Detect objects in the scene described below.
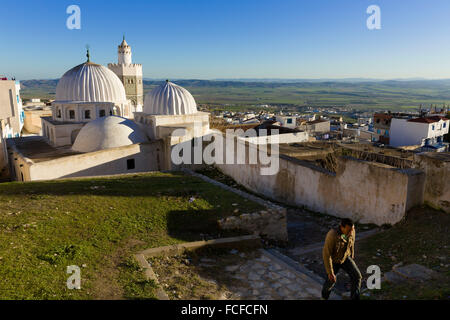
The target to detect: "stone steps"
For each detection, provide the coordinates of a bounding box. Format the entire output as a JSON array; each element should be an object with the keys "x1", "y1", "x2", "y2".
[{"x1": 261, "y1": 248, "x2": 342, "y2": 300}]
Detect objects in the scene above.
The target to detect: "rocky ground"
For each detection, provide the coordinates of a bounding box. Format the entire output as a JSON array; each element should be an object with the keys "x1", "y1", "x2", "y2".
[{"x1": 149, "y1": 246, "x2": 338, "y2": 300}]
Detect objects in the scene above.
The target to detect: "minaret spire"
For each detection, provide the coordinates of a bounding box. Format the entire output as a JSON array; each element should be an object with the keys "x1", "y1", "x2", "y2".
[{"x1": 86, "y1": 45, "x2": 90, "y2": 62}]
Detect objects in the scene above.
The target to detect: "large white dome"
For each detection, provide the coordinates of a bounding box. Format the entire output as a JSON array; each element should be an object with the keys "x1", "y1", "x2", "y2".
[
  {"x1": 143, "y1": 81, "x2": 197, "y2": 115},
  {"x1": 55, "y1": 62, "x2": 127, "y2": 103},
  {"x1": 72, "y1": 116, "x2": 148, "y2": 153}
]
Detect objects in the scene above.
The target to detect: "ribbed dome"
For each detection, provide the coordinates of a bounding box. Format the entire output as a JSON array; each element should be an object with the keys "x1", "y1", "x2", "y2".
[
  {"x1": 72, "y1": 116, "x2": 148, "y2": 153},
  {"x1": 143, "y1": 81, "x2": 197, "y2": 115},
  {"x1": 55, "y1": 62, "x2": 127, "y2": 103}
]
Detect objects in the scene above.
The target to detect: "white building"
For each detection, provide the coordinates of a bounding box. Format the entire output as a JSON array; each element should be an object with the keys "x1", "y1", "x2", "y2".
[
  {"x1": 9, "y1": 65, "x2": 210, "y2": 181},
  {"x1": 358, "y1": 117, "x2": 372, "y2": 125},
  {"x1": 41, "y1": 51, "x2": 134, "y2": 147},
  {"x1": 389, "y1": 116, "x2": 449, "y2": 149},
  {"x1": 275, "y1": 115, "x2": 296, "y2": 129},
  {"x1": 9, "y1": 79, "x2": 210, "y2": 181},
  {"x1": 0, "y1": 78, "x2": 24, "y2": 179}
]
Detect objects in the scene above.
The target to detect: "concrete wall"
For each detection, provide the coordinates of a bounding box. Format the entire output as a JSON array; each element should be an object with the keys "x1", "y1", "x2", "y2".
[
  {"x1": 413, "y1": 153, "x2": 450, "y2": 213},
  {"x1": 8, "y1": 141, "x2": 166, "y2": 181},
  {"x1": 390, "y1": 118, "x2": 428, "y2": 147},
  {"x1": 7, "y1": 145, "x2": 33, "y2": 181},
  {"x1": 134, "y1": 112, "x2": 210, "y2": 141},
  {"x1": 0, "y1": 81, "x2": 15, "y2": 120},
  {"x1": 0, "y1": 120, "x2": 9, "y2": 178},
  {"x1": 215, "y1": 138, "x2": 425, "y2": 225},
  {"x1": 239, "y1": 131, "x2": 309, "y2": 145},
  {"x1": 302, "y1": 120, "x2": 330, "y2": 133},
  {"x1": 24, "y1": 109, "x2": 52, "y2": 134}
]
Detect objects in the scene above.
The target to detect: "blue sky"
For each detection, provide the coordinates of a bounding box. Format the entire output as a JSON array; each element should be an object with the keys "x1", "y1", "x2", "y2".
[{"x1": 2, "y1": 0, "x2": 450, "y2": 80}]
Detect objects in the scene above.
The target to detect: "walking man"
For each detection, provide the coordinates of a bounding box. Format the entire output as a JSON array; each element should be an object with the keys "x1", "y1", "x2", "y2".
[{"x1": 322, "y1": 218, "x2": 362, "y2": 300}]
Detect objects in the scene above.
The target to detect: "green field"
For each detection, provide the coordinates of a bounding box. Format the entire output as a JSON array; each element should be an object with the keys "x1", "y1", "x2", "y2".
[
  {"x1": 0, "y1": 172, "x2": 262, "y2": 299},
  {"x1": 20, "y1": 79, "x2": 450, "y2": 111}
]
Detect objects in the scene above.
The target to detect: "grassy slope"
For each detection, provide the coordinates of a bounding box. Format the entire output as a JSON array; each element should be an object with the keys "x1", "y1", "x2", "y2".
[
  {"x1": 0, "y1": 172, "x2": 262, "y2": 300},
  {"x1": 357, "y1": 206, "x2": 450, "y2": 300}
]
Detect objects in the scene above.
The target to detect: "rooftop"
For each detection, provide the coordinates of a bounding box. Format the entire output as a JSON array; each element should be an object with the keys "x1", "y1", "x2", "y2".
[
  {"x1": 7, "y1": 136, "x2": 81, "y2": 163},
  {"x1": 278, "y1": 141, "x2": 415, "y2": 172},
  {"x1": 307, "y1": 119, "x2": 329, "y2": 125},
  {"x1": 407, "y1": 116, "x2": 449, "y2": 124}
]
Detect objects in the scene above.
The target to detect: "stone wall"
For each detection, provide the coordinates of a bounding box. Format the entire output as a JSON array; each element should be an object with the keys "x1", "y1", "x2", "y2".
[
  {"x1": 214, "y1": 138, "x2": 426, "y2": 226},
  {"x1": 413, "y1": 152, "x2": 450, "y2": 213}
]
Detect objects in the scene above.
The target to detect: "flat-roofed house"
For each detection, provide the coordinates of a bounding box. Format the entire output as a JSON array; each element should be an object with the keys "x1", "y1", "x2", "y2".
[
  {"x1": 389, "y1": 116, "x2": 449, "y2": 151},
  {"x1": 0, "y1": 78, "x2": 24, "y2": 178}
]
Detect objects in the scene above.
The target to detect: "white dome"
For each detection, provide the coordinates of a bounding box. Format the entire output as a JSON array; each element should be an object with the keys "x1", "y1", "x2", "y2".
[
  {"x1": 143, "y1": 81, "x2": 197, "y2": 115},
  {"x1": 72, "y1": 116, "x2": 148, "y2": 153},
  {"x1": 55, "y1": 62, "x2": 127, "y2": 103}
]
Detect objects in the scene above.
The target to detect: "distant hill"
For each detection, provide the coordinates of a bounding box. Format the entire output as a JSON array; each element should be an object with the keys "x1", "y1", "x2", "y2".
[
  {"x1": 19, "y1": 79, "x2": 450, "y2": 111},
  {"x1": 20, "y1": 79, "x2": 58, "y2": 100}
]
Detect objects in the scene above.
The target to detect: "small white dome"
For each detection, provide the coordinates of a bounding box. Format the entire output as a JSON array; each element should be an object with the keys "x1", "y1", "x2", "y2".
[
  {"x1": 72, "y1": 116, "x2": 148, "y2": 153},
  {"x1": 56, "y1": 62, "x2": 127, "y2": 103},
  {"x1": 143, "y1": 81, "x2": 197, "y2": 115}
]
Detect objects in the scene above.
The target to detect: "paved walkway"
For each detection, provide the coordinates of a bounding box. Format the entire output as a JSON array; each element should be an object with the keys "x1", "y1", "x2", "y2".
[{"x1": 226, "y1": 248, "x2": 340, "y2": 300}]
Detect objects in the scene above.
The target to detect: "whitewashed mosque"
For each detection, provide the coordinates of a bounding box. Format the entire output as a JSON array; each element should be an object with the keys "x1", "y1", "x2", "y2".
[{"x1": 7, "y1": 38, "x2": 211, "y2": 181}]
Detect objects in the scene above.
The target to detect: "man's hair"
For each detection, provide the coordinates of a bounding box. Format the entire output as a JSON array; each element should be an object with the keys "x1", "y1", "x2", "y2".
[{"x1": 340, "y1": 218, "x2": 354, "y2": 227}]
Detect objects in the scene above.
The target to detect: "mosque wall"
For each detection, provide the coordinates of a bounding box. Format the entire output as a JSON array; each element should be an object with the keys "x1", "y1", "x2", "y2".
[
  {"x1": 11, "y1": 141, "x2": 166, "y2": 181},
  {"x1": 7, "y1": 144, "x2": 33, "y2": 181},
  {"x1": 41, "y1": 118, "x2": 84, "y2": 147}
]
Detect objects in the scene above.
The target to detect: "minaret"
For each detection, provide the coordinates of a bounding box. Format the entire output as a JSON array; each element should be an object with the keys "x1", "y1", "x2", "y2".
[
  {"x1": 108, "y1": 36, "x2": 144, "y2": 113},
  {"x1": 118, "y1": 36, "x2": 132, "y2": 65}
]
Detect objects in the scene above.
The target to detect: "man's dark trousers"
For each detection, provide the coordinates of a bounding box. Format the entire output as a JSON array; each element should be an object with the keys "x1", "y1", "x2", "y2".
[{"x1": 322, "y1": 257, "x2": 362, "y2": 300}]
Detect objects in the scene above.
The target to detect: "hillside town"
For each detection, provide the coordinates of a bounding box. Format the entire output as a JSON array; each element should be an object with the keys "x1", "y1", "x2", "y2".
[
  {"x1": 0, "y1": 36, "x2": 449, "y2": 303},
  {"x1": 208, "y1": 106, "x2": 449, "y2": 152}
]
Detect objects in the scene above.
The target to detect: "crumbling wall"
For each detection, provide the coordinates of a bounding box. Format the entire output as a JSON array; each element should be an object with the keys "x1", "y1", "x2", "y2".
[
  {"x1": 215, "y1": 140, "x2": 424, "y2": 226},
  {"x1": 413, "y1": 153, "x2": 450, "y2": 213}
]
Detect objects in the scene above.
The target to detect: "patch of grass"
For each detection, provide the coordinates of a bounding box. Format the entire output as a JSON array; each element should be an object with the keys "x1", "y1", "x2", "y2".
[
  {"x1": 0, "y1": 171, "x2": 263, "y2": 299},
  {"x1": 119, "y1": 256, "x2": 158, "y2": 300},
  {"x1": 357, "y1": 205, "x2": 450, "y2": 300}
]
